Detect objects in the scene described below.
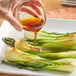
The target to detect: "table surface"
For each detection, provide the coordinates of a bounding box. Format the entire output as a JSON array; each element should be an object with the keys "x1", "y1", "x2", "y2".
[{"x1": 42, "y1": 0, "x2": 62, "y2": 11}]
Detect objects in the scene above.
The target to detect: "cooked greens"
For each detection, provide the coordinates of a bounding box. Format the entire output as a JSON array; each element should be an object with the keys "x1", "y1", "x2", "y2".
[
  {"x1": 3, "y1": 38, "x2": 76, "y2": 60},
  {"x1": 3, "y1": 38, "x2": 40, "y2": 52},
  {"x1": 2, "y1": 57, "x2": 76, "y2": 72},
  {"x1": 36, "y1": 51, "x2": 76, "y2": 59},
  {"x1": 5, "y1": 48, "x2": 46, "y2": 62},
  {"x1": 3, "y1": 34, "x2": 76, "y2": 53},
  {"x1": 2, "y1": 31, "x2": 76, "y2": 73},
  {"x1": 24, "y1": 31, "x2": 76, "y2": 52},
  {"x1": 24, "y1": 31, "x2": 76, "y2": 40},
  {"x1": 2, "y1": 60, "x2": 38, "y2": 71},
  {"x1": 2, "y1": 37, "x2": 15, "y2": 47}
]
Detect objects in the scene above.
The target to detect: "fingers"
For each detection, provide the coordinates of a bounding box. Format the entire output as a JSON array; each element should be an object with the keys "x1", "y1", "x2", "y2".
[
  {"x1": 12, "y1": 0, "x2": 43, "y2": 17},
  {"x1": 20, "y1": 6, "x2": 39, "y2": 17},
  {"x1": 4, "y1": 13, "x2": 23, "y2": 31},
  {"x1": 31, "y1": 0, "x2": 43, "y2": 7},
  {"x1": 0, "y1": 5, "x2": 23, "y2": 31},
  {"x1": 30, "y1": 3, "x2": 42, "y2": 15}
]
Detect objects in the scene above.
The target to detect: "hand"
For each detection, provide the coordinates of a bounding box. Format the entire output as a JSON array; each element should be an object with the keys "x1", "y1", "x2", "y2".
[{"x1": 0, "y1": 0, "x2": 43, "y2": 31}]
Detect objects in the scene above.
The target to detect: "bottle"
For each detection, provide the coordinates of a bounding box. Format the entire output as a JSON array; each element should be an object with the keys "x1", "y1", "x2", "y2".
[
  {"x1": 14, "y1": 1, "x2": 46, "y2": 32},
  {"x1": 14, "y1": 1, "x2": 46, "y2": 46}
]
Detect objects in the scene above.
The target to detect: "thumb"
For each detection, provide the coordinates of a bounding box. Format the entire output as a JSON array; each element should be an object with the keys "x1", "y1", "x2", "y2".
[{"x1": 4, "y1": 13, "x2": 23, "y2": 31}]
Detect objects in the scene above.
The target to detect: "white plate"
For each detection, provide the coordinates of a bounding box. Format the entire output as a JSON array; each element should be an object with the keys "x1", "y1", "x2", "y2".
[{"x1": 0, "y1": 19, "x2": 76, "y2": 76}]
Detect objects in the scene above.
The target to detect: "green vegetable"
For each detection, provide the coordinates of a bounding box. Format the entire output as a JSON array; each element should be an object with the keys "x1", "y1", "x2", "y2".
[
  {"x1": 14, "y1": 40, "x2": 40, "y2": 52},
  {"x1": 24, "y1": 31, "x2": 76, "y2": 40},
  {"x1": 2, "y1": 31, "x2": 76, "y2": 73},
  {"x1": 37, "y1": 51, "x2": 76, "y2": 59},
  {"x1": 3, "y1": 46, "x2": 76, "y2": 72},
  {"x1": 2, "y1": 38, "x2": 40, "y2": 52},
  {"x1": 2, "y1": 38, "x2": 15, "y2": 47},
  {"x1": 2, "y1": 37, "x2": 53, "y2": 53},
  {"x1": 24, "y1": 51, "x2": 76, "y2": 59},
  {"x1": 2, "y1": 60, "x2": 52, "y2": 68},
  {"x1": 3, "y1": 35, "x2": 76, "y2": 52},
  {"x1": 24, "y1": 31, "x2": 76, "y2": 52},
  {"x1": 5, "y1": 48, "x2": 46, "y2": 62},
  {"x1": 2, "y1": 60, "x2": 38, "y2": 71},
  {"x1": 3, "y1": 38, "x2": 76, "y2": 60},
  {"x1": 3, "y1": 31, "x2": 76, "y2": 52},
  {"x1": 2, "y1": 58, "x2": 76, "y2": 72},
  {"x1": 43, "y1": 58, "x2": 76, "y2": 72}
]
